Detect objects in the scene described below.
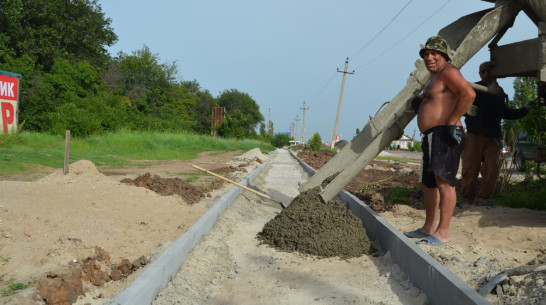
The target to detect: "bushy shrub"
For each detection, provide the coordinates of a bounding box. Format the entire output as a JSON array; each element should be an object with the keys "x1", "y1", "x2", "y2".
[
  {"x1": 272, "y1": 133, "x2": 290, "y2": 148},
  {"x1": 309, "y1": 133, "x2": 322, "y2": 151}
]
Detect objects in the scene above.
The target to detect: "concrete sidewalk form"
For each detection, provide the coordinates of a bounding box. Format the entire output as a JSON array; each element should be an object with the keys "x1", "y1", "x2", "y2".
[
  {"x1": 110, "y1": 150, "x2": 278, "y2": 305},
  {"x1": 289, "y1": 150, "x2": 491, "y2": 305}
]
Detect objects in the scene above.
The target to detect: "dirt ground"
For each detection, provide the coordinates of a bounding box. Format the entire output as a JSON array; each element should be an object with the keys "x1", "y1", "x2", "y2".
[
  {"x1": 297, "y1": 147, "x2": 546, "y2": 305},
  {"x1": 0, "y1": 147, "x2": 545, "y2": 305},
  {"x1": 0, "y1": 150, "x2": 265, "y2": 305}
]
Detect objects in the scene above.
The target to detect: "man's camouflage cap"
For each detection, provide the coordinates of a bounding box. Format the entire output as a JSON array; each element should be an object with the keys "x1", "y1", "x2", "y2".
[{"x1": 419, "y1": 36, "x2": 450, "y2": 61}]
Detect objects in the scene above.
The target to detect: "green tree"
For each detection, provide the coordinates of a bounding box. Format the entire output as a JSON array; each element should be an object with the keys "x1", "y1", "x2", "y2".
[
  {"x1": 217, "y1": 109, "x2": 248, "y2": 139},
  {"x1": 115, "y1": 46, "x2": 177, "y2": 116},
  {"x1": 309, "y1": 133, "x2": 322, "y2": 151},
  {"x1": 19, "y1": 58, "x2": 103, "y2": 132},
  {"x1": 272, "y1": 133, "x2": 290, "y2": 148},
  {"x1": 259, "y1": 123, "x2": 267, "y2": 136},
  {"x1": 218, "y1": 89, "x2": 264, "y2": 135},
  {"x1": 268, "y1": 120, "x2": 274, "y2": 136},
  {"x1": 181, "y1": 81, "x2": 219, "y2": 134},
  {"x1": 505, "y1": 77, "x2": 540, "y2": 143},
  {"x1": 0, "y1": 0, "x2": 117, "y2": 72}
]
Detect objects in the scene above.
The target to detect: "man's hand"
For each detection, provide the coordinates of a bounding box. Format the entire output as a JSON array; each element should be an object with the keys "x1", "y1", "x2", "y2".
[
  {"x1": 411, "y1": 96, "x2": 422, "y2": 114},
  {"x1": 446, "y1": 125, "x2": 462, "y2": 145},
  {"x1": 524, "y1": 99, "x2": 538, "y2": 110},
  {"x1": 466, "y1": 105, "x2": 478, "y2": 116}
]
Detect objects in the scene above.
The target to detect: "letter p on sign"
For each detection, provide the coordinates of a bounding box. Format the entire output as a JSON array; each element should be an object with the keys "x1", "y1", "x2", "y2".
[
  {"x1": 2, "y1": 102, "x2": 15, "y2": 134},
  {"x1": 0, "y1": 71, "x2": 20, "y2": 134}
]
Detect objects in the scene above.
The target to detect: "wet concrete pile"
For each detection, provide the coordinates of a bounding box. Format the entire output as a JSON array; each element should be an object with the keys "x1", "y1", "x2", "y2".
[{"x1": 257, "y1": 188, "x2": 373, "y2": 259}]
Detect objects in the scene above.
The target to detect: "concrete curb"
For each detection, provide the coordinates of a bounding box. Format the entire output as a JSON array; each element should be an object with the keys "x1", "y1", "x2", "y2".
[
  {"x1": 110, "y1": 150, "x2": 278, "y2": 305},
  {"x1": 288, "y1": 149, "x2": 491, "y2": 305}
]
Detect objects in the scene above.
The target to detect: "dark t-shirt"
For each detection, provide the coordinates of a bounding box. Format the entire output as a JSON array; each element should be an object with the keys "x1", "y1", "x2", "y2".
[{"x1": 464, "y1": 81, "x2": 528, "y2": 139}]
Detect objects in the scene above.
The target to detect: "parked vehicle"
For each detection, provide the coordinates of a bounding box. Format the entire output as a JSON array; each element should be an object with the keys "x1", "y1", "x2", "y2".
[
  {"x1": 501, "y1": 142, "x2": 511, "y2": 156},
  {"x1": 512, "y1": 133, "x2": 545, "y2": 171}
]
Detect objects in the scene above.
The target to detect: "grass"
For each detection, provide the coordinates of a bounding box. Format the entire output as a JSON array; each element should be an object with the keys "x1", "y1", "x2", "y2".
[
  {"x1": 385, "y1": 187, "x2": 413, "y2": 205},
  {"x1": 1, "y1": 281, "x2": 28, "y2": 297},
  {"x1": 494, "y1": 178, "x2": 546, "y2": 210},
  {"x1": 0, "y1": 131, "x2": 274, "y2": 177}
]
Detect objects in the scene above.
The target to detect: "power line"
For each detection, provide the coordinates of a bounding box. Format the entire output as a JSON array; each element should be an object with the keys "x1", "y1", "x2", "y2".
[
  {"x1": 303, "y1": 0, "x2": 451, "y2": 119},
  {"x1": 349, "y1": 0, "x2": 414, "y2": 61},
  {"x1": 307, "y1": 71, "x2": 338, "y2": 105},
  {"x1": 305, "y1": 1, "x2": 413, "y2": 108},
  {"x1": 354, "y1": 0, "x2": 452, "y2": 71}
]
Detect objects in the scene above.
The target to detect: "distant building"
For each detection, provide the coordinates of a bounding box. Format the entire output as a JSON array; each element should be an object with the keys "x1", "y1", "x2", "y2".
[{"x1": 390, "y1": 135, "x2": 414, "y2": 151}]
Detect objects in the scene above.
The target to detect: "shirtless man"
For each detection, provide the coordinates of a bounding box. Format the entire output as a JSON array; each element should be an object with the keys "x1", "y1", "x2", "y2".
[{"x1": 405, "y1": 36, "x2": 475, "y2": 246}]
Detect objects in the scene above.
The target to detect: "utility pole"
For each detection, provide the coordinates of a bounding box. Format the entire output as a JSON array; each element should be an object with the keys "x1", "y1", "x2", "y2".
[
  {"x1": 331, "y1": 57, "x2": 354, "y2": 149},
  {"x1": 300, "y1": 101, "x2": 309, "y2": 144},
  {"x1": 268, "y1": 106, "x2": 272, "y2": 136},
  {"x1": 290, "y1": 122, "x2": 294, "y2": 138},
  {"x1": 294, "y1": 114, "x2": 300, "y2": 143}
]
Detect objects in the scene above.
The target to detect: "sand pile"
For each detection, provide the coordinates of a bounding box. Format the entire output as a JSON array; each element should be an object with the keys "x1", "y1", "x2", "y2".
[
  {"x1": 235, "y1": 148, "x2": 268, "y2": 162},
  {"x1": 257, "y1": 188, "x2": 372, "y2": 259}
]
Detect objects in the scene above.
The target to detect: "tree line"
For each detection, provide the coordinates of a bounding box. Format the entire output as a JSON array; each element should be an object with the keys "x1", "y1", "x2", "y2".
[{"x1": 0, "y1": 0, "x2": 270, "y2": 140}]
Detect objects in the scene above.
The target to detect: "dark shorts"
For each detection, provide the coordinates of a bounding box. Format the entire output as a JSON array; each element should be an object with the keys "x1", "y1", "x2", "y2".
[{"x1": 420, "y1": 125, "x2": 465, "y2": 188}]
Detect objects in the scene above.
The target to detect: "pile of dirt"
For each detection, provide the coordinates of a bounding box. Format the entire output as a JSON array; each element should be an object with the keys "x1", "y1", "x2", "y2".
[
  {"x1": 257, "y1": 188, "x2": 373, "y2": 259},
  {"x1": 296, "y1": 148, "x2": 336, "y2": 170},
  {"x1": 32, "y1": 247, "x2": 147, "y2": 305},
  {"x1": 121, "y1": 173, "x2": 213, "y2": 204},
  {"x1": 297, "y1": 148, "x2": 422, "y2": 212}
]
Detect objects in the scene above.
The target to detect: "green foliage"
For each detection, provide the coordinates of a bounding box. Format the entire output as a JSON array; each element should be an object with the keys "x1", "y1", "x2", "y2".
[
  {"x1": 1, "y1": 281, "x2": 29, "y2": 297},
  {"x1": 272, "y1": 133, "x2": 290, "y2": 148},
  {"x1": 218, "y1": 89, "x2": 264, "y2": 135},
  {"x1": 504, "y1": 77, "x2": 541, "y2": 143},
  {"x1": 309, "y1": 133, "x2": 322, "y2": 151},
  {"x1": 19, "y1": 58, "x2": 104, "y2": 132},
  {"x1": 0, "y1": 0, "x2": 117, "y2": 72},
  {"x1": 1, "y1": 1, "x2": 269, "y2": 140},
  {"x1": 495, "y1": 178, "x2": 546, "y2": 210},
  {"x1": 217, "y1": 109, "x2": 248, "y2": 139},
  {"x1": 409, "y1": 141, "x2": 422, "y2": 152},
  {"x1": 385, "y1": 187, "x2": 412, "y2": 205}
]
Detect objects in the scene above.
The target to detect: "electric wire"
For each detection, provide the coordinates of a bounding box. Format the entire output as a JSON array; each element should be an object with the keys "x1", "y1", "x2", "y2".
[
  {"x1": 306, "y1": 0, "x2": 451, "y2": 108},
  {"x1": 348, "y1": 0, "x2": 414, "y2": 62},
  {"x1": 354, "y1": 0, "x2": 452, "y2": 71},
  {"x1": 306, "y1": 0, "x2": 414, "y2": 106}
]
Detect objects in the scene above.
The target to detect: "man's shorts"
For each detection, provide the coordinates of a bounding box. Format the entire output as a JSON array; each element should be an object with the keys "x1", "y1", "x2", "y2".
[{"x1": 420, "y1": 125, "x2": 465, "y2": 188}]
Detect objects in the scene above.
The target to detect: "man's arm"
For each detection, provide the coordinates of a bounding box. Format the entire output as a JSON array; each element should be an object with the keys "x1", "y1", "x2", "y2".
[{"x1": 444, "y1": 66, "x2": 476, "y2": 125}]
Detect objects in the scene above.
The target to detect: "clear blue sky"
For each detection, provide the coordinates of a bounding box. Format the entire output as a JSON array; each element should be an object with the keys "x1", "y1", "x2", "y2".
[{"x1": 98, "y1": 0, "x2": 537, "y2": 142}]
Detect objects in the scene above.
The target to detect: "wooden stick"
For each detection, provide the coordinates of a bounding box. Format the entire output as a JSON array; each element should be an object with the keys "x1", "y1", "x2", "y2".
[
  {"x1": 191, "y1": 164, "x2": 272, "y2": 200},
  {"x1": 63, "y1": 130, "x2": 70, "y2": 175}
]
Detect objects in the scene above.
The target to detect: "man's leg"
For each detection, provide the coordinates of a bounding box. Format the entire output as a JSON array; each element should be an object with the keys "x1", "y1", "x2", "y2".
[
  {"x1": 477, "y1": 138, "x2": 502, "y2": 202},
  {"x1": 420, "y1": 183, "x2": 439, "y2": 235},
  {"x1": 433, "y1": 176, "x2": 456, "y2": 243},
  {"x1": 461, "y1": 133, "x2": 485, "y2": 203}
]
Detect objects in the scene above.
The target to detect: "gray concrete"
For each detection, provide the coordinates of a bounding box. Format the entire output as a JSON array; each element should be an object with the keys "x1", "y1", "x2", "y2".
[
  {"x1": 261, "y1": 148, "x2": 309, "y2": 207},
  {"x1": 290, "y1": 150, "x2": 492, "y2": 305},
  {"x1": 112, "y1": 148, "x2": 494, "y2": 305},
  {"x1": 110, "y1": 151, "x2": 276, "y2": 305}
]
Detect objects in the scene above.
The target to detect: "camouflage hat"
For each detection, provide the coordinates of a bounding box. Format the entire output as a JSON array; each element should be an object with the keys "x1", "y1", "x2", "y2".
[{"x1": 419, "y1": 36, "x2": 450, "y2": 61}]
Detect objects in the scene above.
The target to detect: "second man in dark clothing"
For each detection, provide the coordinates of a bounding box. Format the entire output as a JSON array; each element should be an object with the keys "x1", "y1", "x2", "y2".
[{"x1": 460, "y1": 61, "x2": 534, "y2": 206}]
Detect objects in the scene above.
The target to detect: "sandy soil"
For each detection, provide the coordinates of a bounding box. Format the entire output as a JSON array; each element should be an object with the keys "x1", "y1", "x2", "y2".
[
  {"x1": 0, "y1": 150, "x2": 264, "y2": 305},
  {"x1": 299, "y1": 148, "x2": 546, "y2": 305},
  {"x1": 0, "y1": 147, "x2": 544, "y2": 305}
]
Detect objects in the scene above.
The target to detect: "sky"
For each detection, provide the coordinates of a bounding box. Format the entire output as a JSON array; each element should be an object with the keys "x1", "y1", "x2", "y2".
[{"x1": 97, "y1": 0, "x2": 538, "y2": 143}]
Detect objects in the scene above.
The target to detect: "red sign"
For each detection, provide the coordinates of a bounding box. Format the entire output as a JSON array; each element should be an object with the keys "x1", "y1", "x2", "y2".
[{"x1": 0, "y1": 71, "x2": 20, "y2": 134}]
